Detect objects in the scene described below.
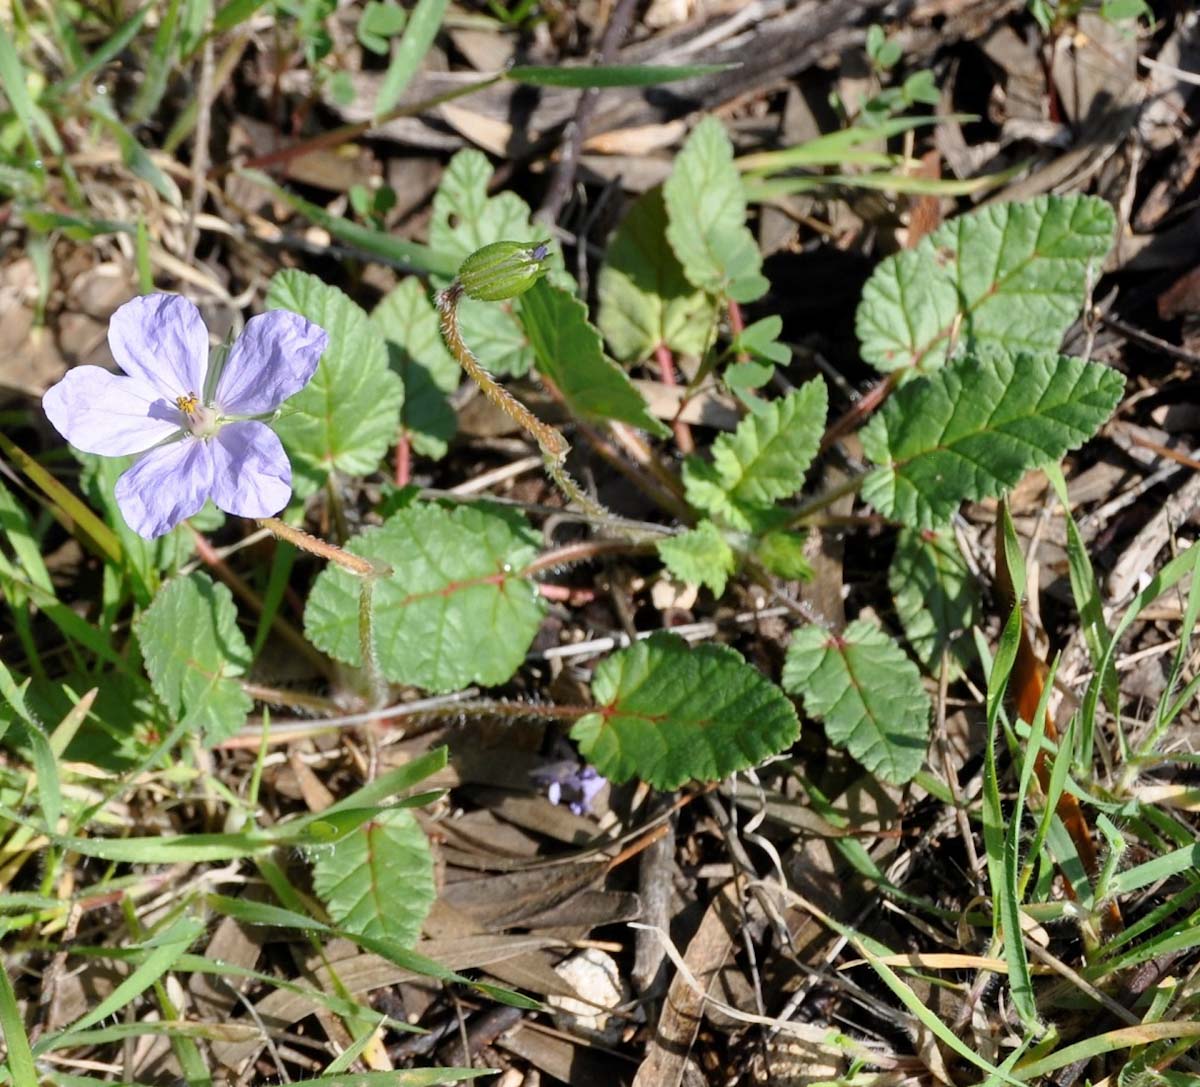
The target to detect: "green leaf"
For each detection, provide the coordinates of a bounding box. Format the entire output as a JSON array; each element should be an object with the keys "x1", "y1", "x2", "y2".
[
  {"x1": 374, "y1": 0, "x2": 446, "y2": 116},
  {"x1": 783, "y1": 619, "x2": 931, "y2": 784},
  {"x1": 856, "y1": 195, "x2": 1115, "y2": 375},
  {"x1": 860, "y1": 351, "x2": 1125, "y2": 529},
  {"x1": 372, "y1": 277, "x2": 459, "y2": 459},
  {"x1": 311, "y1": 808, "x2": 435, "y2": 947},
  {"x1": 519, "y1": 279, "x2": 670, "y2": 438},
  {"x1": 596, "y1": 186, "x2": 716, "y2": 362},
  {"x1": 888, "y1": 527, "x2": 979, "y2": 675},
  {"x1": 305, "y1": 502, "x2": 545, "y2": 693},
  {"x1": 506, "y1": 63, "x2": 731, "y2": 88},
  {"x1": 572, "y1": 632, "x2": 800, "y2": 790},
  {"x1": 135, "y1": 572, "x2": 252, "y2": 745},
  {"x1": 732, "y1": 315, "x2": 790, "y2": 365},
  {"x1": 657, "y1": 521, "x2": 735, "y2": 595},
  {"x1": 682, "y1": 379, "x2": 827, "y2": 530},
  {"x1": 266, "y1": 270, "x2": 404, "y2": 497},
  {"x1": 663, "y1": 116, "x2": 767, "y2": 301},
  {"x1": 755, "y1": 529, "x2": 813, "y2": 582}
]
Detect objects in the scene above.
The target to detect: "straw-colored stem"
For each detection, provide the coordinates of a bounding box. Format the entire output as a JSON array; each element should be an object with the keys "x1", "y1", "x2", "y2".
[{"x1": 258, "y1": 517, "x2": 390, "y2": 579}]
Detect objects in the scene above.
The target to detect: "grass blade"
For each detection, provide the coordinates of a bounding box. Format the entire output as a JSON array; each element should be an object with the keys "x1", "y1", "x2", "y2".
[
  {"x1": 374, "y1": 0, "x2": 447, "y2": 117},
  {"x1": 506, "y1": 62, "x2": 732, "y2": 87}
]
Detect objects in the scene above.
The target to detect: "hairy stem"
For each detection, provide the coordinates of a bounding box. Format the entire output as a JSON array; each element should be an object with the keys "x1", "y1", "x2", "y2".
[
  {"x1": 258, "y1": 517, "x2": 390, "y2": 579},
  {"x1": 438, "y1": 281, "x2": 619, "y2": 521},
  {"x1": 357, "y1": 578, "x2": 387, "y2": 710}
]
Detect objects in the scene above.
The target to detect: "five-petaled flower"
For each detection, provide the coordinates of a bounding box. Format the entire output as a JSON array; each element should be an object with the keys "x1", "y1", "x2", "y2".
[{"x1": 43, "y1": 294, "x2": 328, "y2": 539}]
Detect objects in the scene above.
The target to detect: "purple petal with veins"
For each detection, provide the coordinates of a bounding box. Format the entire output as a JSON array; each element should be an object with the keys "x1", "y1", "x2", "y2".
[
  {"x1": 215, "y1": 309, "x2": 328, "y2": 415},
  {"x1": 107, "y1": 294, "x2": 210, "y2": 401}
]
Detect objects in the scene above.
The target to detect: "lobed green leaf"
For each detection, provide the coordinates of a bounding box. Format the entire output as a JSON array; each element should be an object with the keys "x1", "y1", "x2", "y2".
[
  {"x1": 663, "y1": 116, "x2": 768, "y2": 301},
  {"x1": 311, "y1": 808, "x2": 435, "y2": 948},
  {"x1": 888, "y1": 527, "x2": 979, "y2": 676},
  {"x1": 597, "y1": 186, "x2": 715, "y2": 362},
  {"x1": 783, "y1": 619, "x2": 931, "y2": 784},
  {"x1": 856, "y1": 194, "x2": 1115, "y2": 375},
  {"x1": 372, "y1": 278, "x2": 459, "y2": 459},
  {"x1": 267, "y1": 270, "x2": 404, "y2": 497},
  {"x1": 860, "y1": 351, "x2": 1125, "y2": 529},
  {"x1": 683, "y1": 379, "x2": 827, "y2": 530},
  {"x1": 135, "y1": 572, "x2": 252, "y2": 745},
  {"x1": 572, "y1": 632, "x2": 800, "y2": 789},
  {"x1": 519, "y1": 279, "x2": 669, "y2": 437},
  {"x1": 304, "y1": 502, "x2": 544, "y2": 693},
  {"x1": 656, "y1": 520, "x2": 735, "y2": 596}
]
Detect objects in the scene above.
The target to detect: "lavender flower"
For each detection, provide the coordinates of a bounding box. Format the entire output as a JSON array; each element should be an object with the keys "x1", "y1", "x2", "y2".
[
  {"x1": 533, "y1": 758, "x2": 607, "y2": 816},
  {"x1": 43, "y1": 294, "x2": 327, "y2": 539}
]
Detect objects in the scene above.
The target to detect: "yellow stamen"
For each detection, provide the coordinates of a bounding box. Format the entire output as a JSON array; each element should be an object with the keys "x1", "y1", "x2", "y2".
[{"x1": 175, "y1": 392, "x2": 199, "y2": 415}]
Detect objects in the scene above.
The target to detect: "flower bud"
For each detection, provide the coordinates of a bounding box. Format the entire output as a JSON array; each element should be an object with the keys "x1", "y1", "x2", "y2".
[{"x1": 456, "y1": 239, "x2": 551, "y2": 302}]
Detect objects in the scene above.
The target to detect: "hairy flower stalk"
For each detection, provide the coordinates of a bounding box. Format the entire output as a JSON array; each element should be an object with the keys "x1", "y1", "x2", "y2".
[{"x1": 438, "y1": 242, "x2": 612, "y2": 520}]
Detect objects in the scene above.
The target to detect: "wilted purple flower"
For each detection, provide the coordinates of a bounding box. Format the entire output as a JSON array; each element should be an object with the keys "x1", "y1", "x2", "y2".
[
  {"x1": 533, "y1": 759, "x2": 607, "y2": 816},
  {"x1": 43, "y1": 294, "x2": 327, "y2": 539}
]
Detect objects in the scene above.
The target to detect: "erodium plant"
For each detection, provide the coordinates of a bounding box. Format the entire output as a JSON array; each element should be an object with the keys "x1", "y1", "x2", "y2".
[{"x1": 14, "y1": 119, "x2": 1137, "y2": 1014}]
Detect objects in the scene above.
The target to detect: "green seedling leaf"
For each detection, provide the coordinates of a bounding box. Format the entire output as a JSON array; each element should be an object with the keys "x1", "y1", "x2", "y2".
[
  {"x1": 311, "y1": 808, "x2": 435, "y2": 947},
  {"x1": 732, "y1": 315, "x2": 790, "y2": 365},
  {"x1": 683, "y1": 379, "x2": 827, "y2": 530},
  {"x1": 889, "y1": 527, "x2": 979, "y2": 676},
  {"x1": 372, "y1": 277, "x2": 459, "y2": 459},
  {"x1": 597, "y1": 186, "x2": 715, "y2": 362},
  {"x1": 783, "y1": 618, "x2": 931, "y2": 784},
  {"x1": 358, "y1": 0, "x2": 407, "y2": 54},
  {"x1": 305, "y1": 502, "x2": 544, "y2": 692},
  {"x1": 856, "y1": 194, "x2": 1115, "y2": 375},
  {"x1": 506, "y1": 63, "x2": 731, "y2": 87},
  {"x1": 861, "y1": 351, "x2": 1124, "y2": 529},
  {"x1": 135, "y1": 572, "x2": 252, "y2": 745},
  {"x1": 266, "y1": 270, "x2": 404, "y2": 498},
  {"x1": 519, "y1": 279, "x2": 669, "y2": 437},
  {"x1": 573, "y1": 632, "x2": 800, "y2": 789},
  {"x1": 431, "y1": 149, "x2": 557, "y2": 375},
  {"x1": 657, "y1": 520, "x2": 735, "y2": 596},
  {"x1": 664, "y1": 116, "x2": 768, "y2": 301}
]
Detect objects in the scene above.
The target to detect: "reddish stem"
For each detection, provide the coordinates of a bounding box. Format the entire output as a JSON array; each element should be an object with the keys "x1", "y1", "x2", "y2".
[
  {"x1": 655, "y1": 343, "x2": 694, "y2": 454},
  {"x1": 819, "y1": 371, "x2": 902, "y2": 452},
  {"x1": 395, "y1": 431, "x2": 411, "y2": 487},
  {"x1": 537, "y1": 583, "x2": 597, "y2": 605},
  {"x1": 728, "y1": 299, "x2": 746, "y2": 338}
]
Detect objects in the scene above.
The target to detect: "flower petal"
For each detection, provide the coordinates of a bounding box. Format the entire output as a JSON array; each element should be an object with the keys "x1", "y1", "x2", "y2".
[
  {"x1": 108, "y1": 293, "x2": 210, "y2": 400},
  {"x1": 215, "y1": 310, "x2": 328, "y2": 415},
  {"x1": 208, "y1": 421, "x2": 292, "y2": 518},
  {"x1": 114, "y1": 438, "x2": 213, "y2": 539},
  {"x1": 42, "y1": 366, "x2": 181, "y2": 455}
]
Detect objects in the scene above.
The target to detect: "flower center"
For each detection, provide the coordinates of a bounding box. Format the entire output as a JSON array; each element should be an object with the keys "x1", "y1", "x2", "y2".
[{"x1": 175, "y1": 392, "x2": 222, "y2": 438}]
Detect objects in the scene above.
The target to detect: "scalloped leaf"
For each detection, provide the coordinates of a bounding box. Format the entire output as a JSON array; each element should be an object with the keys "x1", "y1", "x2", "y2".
[
  {"x1": 372, "y1": 277, "x2": 459, "y2": 459},
  {"x1": 860, "y1": 351, "x2": 1124, "y2": 529},
  {"x1": 889, "y1": 527, "x2": 979, "y2": 676},
  {"x1": 682, "y1": 379, "x2": 827, "y2": 530},
  {"x1": 663, "y1": 117, "x2": 768, "y2": 301},
  {"x1": 135, "y1": 572, "x2": 251, "y2": 745},
  {"x1": 657, "y1": 520, "x2": 735, "y2": 595},
  {"x1": 311, "y1": 808, "x2": 435, "y2": 948},
  {"x1": 597, "y1": 186, "x2": 716, "y2": 362},
  {"x1": 856, "y1": 194, "x2": 1115, "y2": 375},
  {"x1": 266, "y1": 270, "x2": 404, "y2": 497},
  {"x1": 304, "y1": 502, "x2": 544, "y2": 693},
  {"x1": 519, "y1": 279, "x2": 669, "y2": 438},
  {"x1": 783, "y1": 619, "x2": 931, "y2": 784},
  {"x1": 572, "y1": 632, "x2": 800, "y2": 789}
]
